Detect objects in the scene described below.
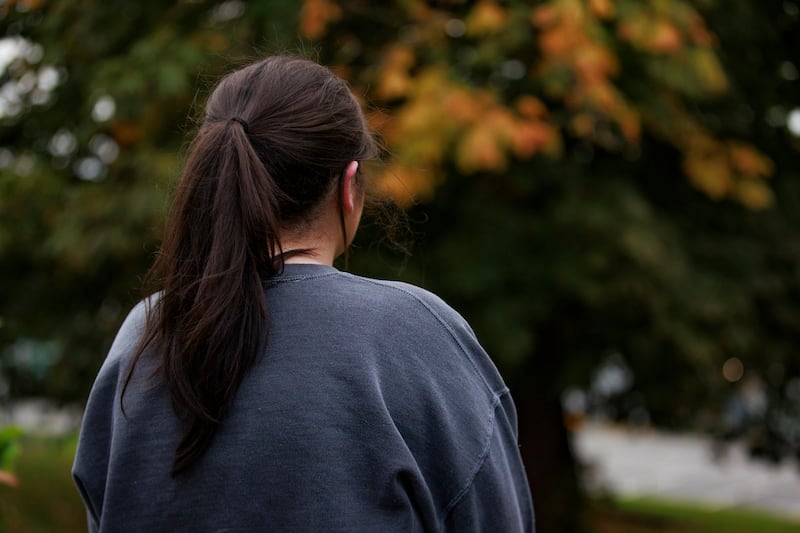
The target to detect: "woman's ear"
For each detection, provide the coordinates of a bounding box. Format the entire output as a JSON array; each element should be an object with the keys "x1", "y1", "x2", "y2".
[{"x1": 340, "y1": 160, "x2": 360, "y2": 214}]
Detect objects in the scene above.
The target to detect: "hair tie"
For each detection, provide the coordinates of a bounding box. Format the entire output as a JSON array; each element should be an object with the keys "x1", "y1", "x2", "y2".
[{"x1": 230, "y1": 116, "x2": 250, "y2": 134}]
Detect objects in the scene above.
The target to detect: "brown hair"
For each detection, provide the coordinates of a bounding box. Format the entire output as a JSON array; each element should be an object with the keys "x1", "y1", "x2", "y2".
[{"x1": 124, "y1": 56, "x2": 377, "y2": 475}]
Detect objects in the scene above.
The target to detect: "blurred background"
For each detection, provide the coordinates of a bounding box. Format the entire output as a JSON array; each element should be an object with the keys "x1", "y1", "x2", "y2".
[{"x1": 0, "y1": 0, "x2": 799, "y2": 531}]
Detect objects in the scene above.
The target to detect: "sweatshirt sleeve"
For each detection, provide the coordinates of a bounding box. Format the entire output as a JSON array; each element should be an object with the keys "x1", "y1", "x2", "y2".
[
  {"x1": 384, "y1": 280, "x2": 536, "y2": 531},
  {"x1": 443, "y1": 392, "x2": 536, "y2": 533},
  {"x1": 72, "y1": 301, "x2": 148, "y2": 530}
]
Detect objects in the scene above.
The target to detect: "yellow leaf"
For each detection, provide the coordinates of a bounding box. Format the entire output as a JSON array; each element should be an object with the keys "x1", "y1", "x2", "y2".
[
  {"x1": 735, "y1": 180, "x2": 773, "y2": 210},
  {"x1": 444, "y1": 89, "x2": 484, "y2": 124},
  {"x1": 691, "y1": 48, "x2": 728, "y2": 94},
  {"x1": 466, "y1": 1, "x2": 508, "y2": 36},
  {"x1": 486, "y1": 108, "x2": 517, "y2": 145},
  {"x1": 588, "y1": 0, "x2": 615, "y2": 19},
  {"x1": 617, "y1": 12, "x2": 683, "y2": 54},
  {"x1": 374, "y1": 163, "x2": 435, "y2": 207},
  {"x1": 570, "y1": 113, "x2": 595, "y2": 138},
  {"x1": 402, "y1": 135, "x2": 448, "y2": 168},
  {"x1": 392, "y1": 98, "x2": 441, "y2": 143},
  {"x1": 375, "y1": 46, "x2": 416, "y2": 99},
  {"x1": 456, "y1": 125, "x2": 507, "y2": 174},
  {"x1": 377, "y1": 70, "x2": 412, "y2": 101},
  {"x1": 683, "y1": 142, "x2": 732, "y2": 199},
  {"x1": 582, "y1": 82, "x2": 618, "y2": 114},
  {"x1": 573, "y1": 43, "x2": 618, "y2": 82}
]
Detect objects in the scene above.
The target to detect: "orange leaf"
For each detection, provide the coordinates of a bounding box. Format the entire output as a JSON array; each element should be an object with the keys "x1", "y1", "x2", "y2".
[
  {"x1": 729, "y1": 143, "x2": 774, "y2": 179},
  {"x1": 516, "y1": 95, "x2": 548, "y2": 119},
  {"x1": 443, "y1": 89, "x2": 484, "y2": 124},
  {"x1": 512, "y1": 121, "x2": 555, "y2": 159},
  {"x1": 588, "y1": 0, "x2": 615, "y2": 19},
  {"x1": 540, "y1": 26, "x2": 576, "y2": 57},
  {"x1": 683, "y1": 143, "x2": 732, "y2": 199},
  {"x1": 650, "y1": 20, "x2": 682, "y2": 53},
  {"x1": 531, "y1": 5, "x2": 558, "y2": 28},
  {"x1": 110, "y1": 121, "x2": 142, "y2": 148},
  {"x1": 299, "y1": 0, "x2": 342, "y2": 40},
  {"x1": 618, "y1": 110, "x2": 641, "y2": 143},
  {"x1": 688, "y1": 13, "x2": 715, "y2": 45}
]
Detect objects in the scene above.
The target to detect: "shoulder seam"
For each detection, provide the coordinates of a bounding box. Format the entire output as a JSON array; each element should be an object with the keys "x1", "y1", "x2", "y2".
[
  {"x1": 440, "y1": 390, "x2": 511, "y2": 525},
  {"x1": 344, "y1": 274, "x2": 507, "y2": 396}
]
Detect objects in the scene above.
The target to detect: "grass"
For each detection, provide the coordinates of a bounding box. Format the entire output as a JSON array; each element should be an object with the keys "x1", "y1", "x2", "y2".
[
  {"x1": 0, "y1": 434, "x2": 85, "y2": 533},
  {"x1": 2, "y1": 435, "x2": 800, "y2": 533},
  {"x1": 590, "y1": 496, "x2": 800, "y2": 533}
]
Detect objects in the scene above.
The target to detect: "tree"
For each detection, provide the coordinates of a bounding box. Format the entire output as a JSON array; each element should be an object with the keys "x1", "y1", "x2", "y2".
[
  {"x1": 0, "y1": 0, "x2": 301, "y2": 401},
  {"x1": 304, "y1": 1, "x2": 798, "y2": 529},
  {"x1": 1, "y1": 1, "x2": 798, "y2": 531}
]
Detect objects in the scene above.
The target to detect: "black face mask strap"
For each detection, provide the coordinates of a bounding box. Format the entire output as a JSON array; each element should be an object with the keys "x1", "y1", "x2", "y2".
[{"x1": 338, "y1": 171, "x2": 349, "y2": 270}]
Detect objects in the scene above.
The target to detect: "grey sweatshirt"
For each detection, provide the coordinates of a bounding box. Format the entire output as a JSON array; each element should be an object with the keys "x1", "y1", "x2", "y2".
[{"x1": 73, "y1": 264, "x2": 535, "y2": 532}]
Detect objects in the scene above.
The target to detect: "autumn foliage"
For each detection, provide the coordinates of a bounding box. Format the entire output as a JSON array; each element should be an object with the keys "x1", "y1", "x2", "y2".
[{"x1": 301, "y1": 0, "x2": 773, "y2": 207}]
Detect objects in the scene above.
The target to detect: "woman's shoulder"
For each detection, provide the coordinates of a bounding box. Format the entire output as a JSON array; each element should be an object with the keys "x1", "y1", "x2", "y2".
[
  {"x1": 345, "y1": 274, "x2": 472, "y2": 326},
  {"x1": 110, "y1": 298, "x2": 151, "y2": 358},
  {"x1": 338, "y1": 272, "x2": 508, "y2": 397},
  {"x1": 90, "y1": 296, "x2": 154, "y2": 384}
]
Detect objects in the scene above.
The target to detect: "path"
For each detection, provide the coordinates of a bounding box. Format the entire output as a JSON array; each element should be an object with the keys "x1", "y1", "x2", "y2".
[{"x1": 573, "y1": 422, "x2": 800, "y2": 521}]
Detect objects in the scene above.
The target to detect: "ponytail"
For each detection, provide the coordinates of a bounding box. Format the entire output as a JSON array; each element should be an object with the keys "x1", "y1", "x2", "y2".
[
  {"x1": 123, "y1": 56, "x2": 378, "y2": 475},
  {"x1": 125, "y1": 119, "x2": 286, "y2": 475}
]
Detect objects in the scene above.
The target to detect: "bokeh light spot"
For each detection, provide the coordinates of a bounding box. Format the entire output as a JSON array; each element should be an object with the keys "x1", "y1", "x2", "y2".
[
  {"x1": 780, "y1": 61, "x2": 799, "y2": 81},
  {"x1": 91, "y1": 95, "x2": 116, "y2": 122},
  {"x1": 787, "y1": 108, "x2": 800, "y2": 136},
  {"x1": 722, "y1": 357, "x2": 745, "y2": 383},
  {"x1": 48, "y1": 129, "x2": 77, "y2": 157},
  {"x1": 74, "y1": 156, "x2": 105, "y2": 181},
  {"x1": 445, "y1": 19, "x2": 466, "y2": 38}
]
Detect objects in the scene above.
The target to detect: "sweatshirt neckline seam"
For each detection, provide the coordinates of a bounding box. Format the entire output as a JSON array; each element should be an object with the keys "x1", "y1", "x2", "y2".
[{"x1": 265, "y1": 268, "x2": 340, "y2": 285}]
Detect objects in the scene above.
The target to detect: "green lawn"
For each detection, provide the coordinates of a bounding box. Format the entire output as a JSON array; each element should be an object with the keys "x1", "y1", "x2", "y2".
[
  {"x1": 2, "y1": 435, "x2": 799, "y2": 533},
  {"x1": 590, "y1": 497, "x2": 800, "y2": 533},
  {"x1": 0, "y1": 435, "x2": 85, "y2": 533}
]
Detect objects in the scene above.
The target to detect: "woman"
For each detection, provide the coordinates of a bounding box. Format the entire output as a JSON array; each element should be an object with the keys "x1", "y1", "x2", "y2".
[{"x1": 73, "y1": 56, "x2": 534, "y2": 532}]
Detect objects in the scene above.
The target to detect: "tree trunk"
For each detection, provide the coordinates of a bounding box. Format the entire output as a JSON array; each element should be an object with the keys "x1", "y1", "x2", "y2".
[{"x1": 515, "y1": 315, "x2": 588, "y2": 532}]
